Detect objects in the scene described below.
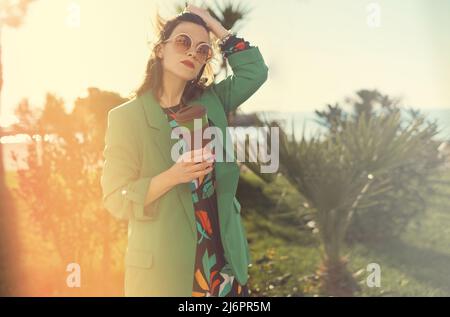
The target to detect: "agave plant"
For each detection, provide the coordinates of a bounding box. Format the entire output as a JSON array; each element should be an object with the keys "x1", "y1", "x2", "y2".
[
  {"x1": 277, "y1": 112, "x2": 425, "y2": 296},
  {"x1": 317, "y1": 91, "x2": 444, "y2": 242}
]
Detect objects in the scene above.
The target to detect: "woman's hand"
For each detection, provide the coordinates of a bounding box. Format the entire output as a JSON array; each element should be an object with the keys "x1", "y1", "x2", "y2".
[
  {"x1": 185, "y1": 4, "x2": 213, "y2": 25},
  {"x1": 185, "y1": 4, "x2": 230, "y2": 40},
  {"x1": 167, "y1": 147, "x2": 216, "y2": 185}
]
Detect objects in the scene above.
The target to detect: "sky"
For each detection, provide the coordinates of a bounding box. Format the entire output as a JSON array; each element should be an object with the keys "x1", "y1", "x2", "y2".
[{"x1": 1, "y1": 0, "x2": 449, "y2": 126}]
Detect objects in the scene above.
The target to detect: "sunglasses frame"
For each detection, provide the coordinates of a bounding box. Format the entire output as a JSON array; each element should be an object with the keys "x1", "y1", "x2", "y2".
[{"x1": 162, "y1": 32, "x2": 213, "y2": 63}]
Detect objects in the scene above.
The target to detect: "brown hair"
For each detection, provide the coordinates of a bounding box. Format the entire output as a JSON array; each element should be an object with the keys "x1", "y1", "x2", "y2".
[{"x1": 133, "y1": 12, "x2": 217, "y2": 104}]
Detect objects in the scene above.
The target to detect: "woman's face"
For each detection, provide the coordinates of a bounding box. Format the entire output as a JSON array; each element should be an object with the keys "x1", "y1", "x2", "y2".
[{"x1": 158, "y1": 22, "x2": 211, "y2": 82}]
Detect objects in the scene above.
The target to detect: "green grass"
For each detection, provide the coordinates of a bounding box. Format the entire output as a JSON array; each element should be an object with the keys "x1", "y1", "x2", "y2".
[{"x1": 239, "y1": 168, "x2": 450, "y2": 297}]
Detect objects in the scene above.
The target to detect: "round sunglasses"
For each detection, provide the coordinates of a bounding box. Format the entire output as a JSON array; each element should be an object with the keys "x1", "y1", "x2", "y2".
[{"x1": 162, "y1": 33, "x2": 213, "y2": 64}]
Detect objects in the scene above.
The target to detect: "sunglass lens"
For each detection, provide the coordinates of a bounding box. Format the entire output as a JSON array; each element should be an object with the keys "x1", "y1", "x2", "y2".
[
  {"x1": 197, "y1": 44, "x2": 212, "y2": 62},
  {"x1": 174, "y1": 34, "x2": 191, "y2": 52}
]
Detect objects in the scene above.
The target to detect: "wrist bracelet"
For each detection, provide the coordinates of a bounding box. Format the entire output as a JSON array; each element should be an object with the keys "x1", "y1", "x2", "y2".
[{"x1": 217, "y1": 30, "x2": 234, "y2": 46}]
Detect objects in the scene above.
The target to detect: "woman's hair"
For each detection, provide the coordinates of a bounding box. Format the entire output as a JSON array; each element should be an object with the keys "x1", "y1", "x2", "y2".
[{"x1": 133, "y1": 12, "x2": 217, "y2": 104}]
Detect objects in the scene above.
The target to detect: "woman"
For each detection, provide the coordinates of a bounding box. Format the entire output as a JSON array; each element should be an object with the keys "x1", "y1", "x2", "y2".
[{"x1": 100, "y1": 5, "x2": 268, "y2": 297}]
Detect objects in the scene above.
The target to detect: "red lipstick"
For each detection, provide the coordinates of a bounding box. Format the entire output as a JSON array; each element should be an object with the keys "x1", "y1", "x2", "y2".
[{"x1": 181, "y1": 60, "x2": 195, "y2": 69}]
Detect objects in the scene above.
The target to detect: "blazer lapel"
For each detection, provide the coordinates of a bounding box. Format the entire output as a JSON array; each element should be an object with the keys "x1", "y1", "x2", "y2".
[
  {"x1": 139, "y1": 90, "x2": 197, "y2": 239},
  {"x1": 140, "y1": 90, "x2": 178, "y2": 164}
]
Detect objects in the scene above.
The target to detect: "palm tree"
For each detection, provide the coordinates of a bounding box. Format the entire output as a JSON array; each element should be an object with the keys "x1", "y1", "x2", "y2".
[
  {"x1": 316, "y1": 90, "x2": 444, "y2": 243},
  {"x1": 0, "y1": 0, "x2": 36, "y2": 296},
  {"x1": 277, "y1": 105, "x2": 426, "y2": 296}
]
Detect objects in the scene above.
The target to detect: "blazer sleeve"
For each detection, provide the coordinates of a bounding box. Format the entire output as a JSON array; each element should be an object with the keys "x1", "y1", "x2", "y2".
[
  {"x1": 212, "y1": 46, "x2": 269, "y2": 114},
  {"x1": 100, "y1": 109, "x2": 159, "y2": 222}
]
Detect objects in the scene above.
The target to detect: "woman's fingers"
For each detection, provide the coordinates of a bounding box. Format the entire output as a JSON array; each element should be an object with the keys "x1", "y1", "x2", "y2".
[
  {"x1": 190, "y1": 166, "x2": 213, "y2": 179},
  {"x1": 182, "y1": 153, "x2": 213, "y2": 165},
  {"x1": 187, "y1": 161, "x2": 213, "y2": 173},
  {"x1": 180, "y1": 148, "x2": 206, "y2": 162},
  {"x1": 179, "y1": 148, "x2": 214, "y2": 163}
]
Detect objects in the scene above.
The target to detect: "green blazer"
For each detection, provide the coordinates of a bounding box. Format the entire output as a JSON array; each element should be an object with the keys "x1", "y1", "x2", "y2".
[{"x1": 100, "y1": 46, "x2": 268, "y2": 296}]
